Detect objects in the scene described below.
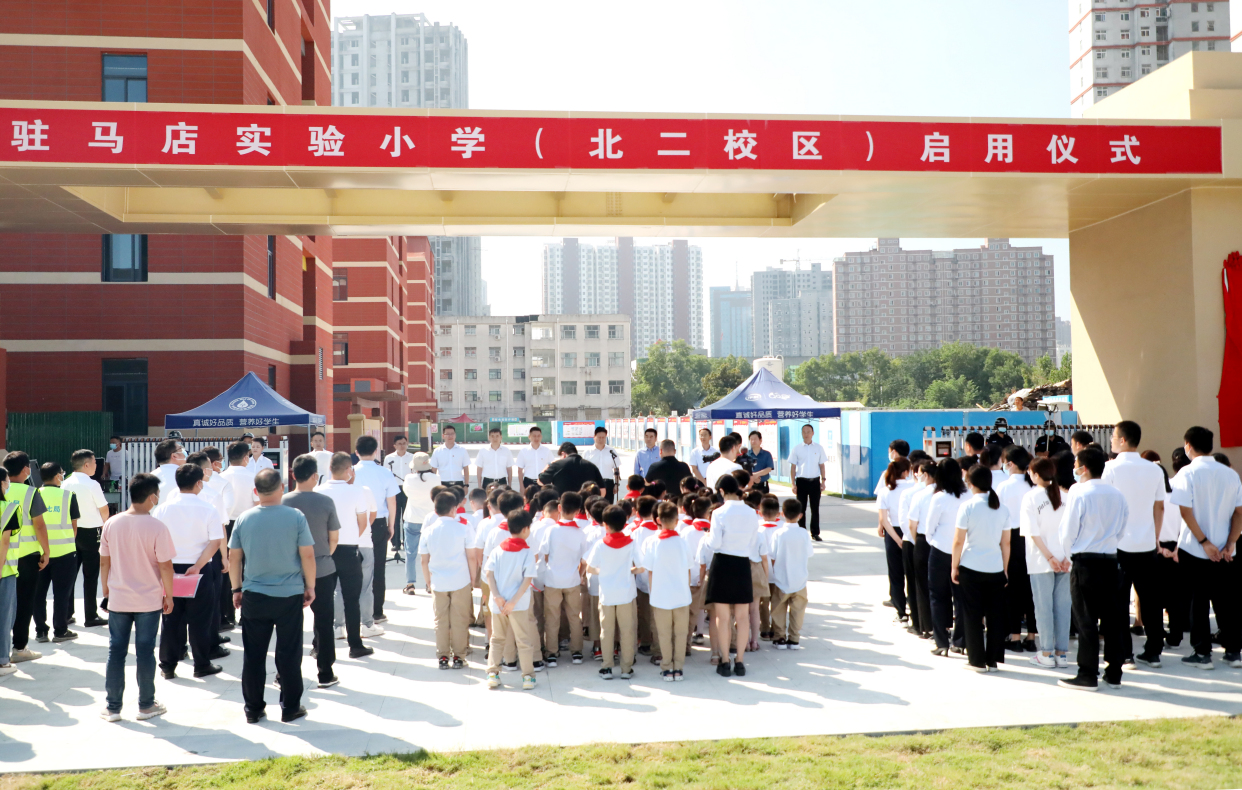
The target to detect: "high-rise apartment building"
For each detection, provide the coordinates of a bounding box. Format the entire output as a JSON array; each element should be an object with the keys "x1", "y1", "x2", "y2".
[
  {"x1": 1069, "y1": 0, "x2": 1230, "y2": 116},
  {"x1": 709, "y1": 287, "x2": 754, "y2": 359},
  {"x1": 768, "y1": 291, "x2": 834, "y2": 361},
  {"x1": 332, "y1": 13, "x2": 486, "y2": 318},
  {"x1": 832, "y1": 239, "x2": 1056, "y2": 364},
  {"x1": 750, "y1": 263, "x2": 833, "y2": 358},
  {"x1": 541, "y1": 239, "x2": 703, "y2": 358}
]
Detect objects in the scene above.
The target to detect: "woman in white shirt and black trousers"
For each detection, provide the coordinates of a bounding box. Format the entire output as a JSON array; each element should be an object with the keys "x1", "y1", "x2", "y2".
[
  {"x1": 922, "y1": 458, "x2": 968, "y2": 656},
  {"x1": 952, "y1": 465, "x2": 1012, "y2": 672},
  {"x1": 705, "y1": 474, "x2": 760, "y2": 678}
]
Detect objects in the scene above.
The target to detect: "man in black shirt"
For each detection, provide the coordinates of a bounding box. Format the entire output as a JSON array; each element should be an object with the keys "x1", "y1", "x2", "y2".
[
  {"x1": 538, "y1": 443, "x2": 604, "y2": 494},
  {"x1": 645, "y1": 440, "x2": 693, "y2": 496}
]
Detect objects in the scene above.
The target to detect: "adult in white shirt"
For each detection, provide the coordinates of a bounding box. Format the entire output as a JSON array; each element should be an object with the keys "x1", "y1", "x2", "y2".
[
  {"x1": 310, "y1": 432, "x2": 334, "y2": 483},
  {"x1": 872, "y1": 440, "x2": 910, "y2": 498},
  {"x1": 474, "y1": 428, "x2": 517, "y2": 489},
  {"x1": 1057, "y1": 447, "x2": 1129, "y2": 691},
  {"x1": 63, "y1": 449, "x2": 110, "y2": 627},
  {"x1": 580, "y1": 427, "x2": 622, "y2": 502},
  {"x1": 194, "y1": 449, "x2": 235, "y2": 530},
  {"x1": 249, "y1": 437, "x2": 275, "y2": 473},
  {"x1": 919, "y1": 458, "x2": 968, "y2": 655},
  {"x1": 103, "y1": 435, "x2": 125, "y2": 488},
  {"x1": 383, "y1": 435, "x2": 413, "y2": 548},
  {"x1": 515, "y1": 427, "x2": 553, "y2": 488},
  {"x1": 1149, "y1": 449, "x2": 1189, "y2": 646},
  {"x1": 787, "y1": 425, "x2": 829, "y2": 541},
  {"x1": 950, "y1": 465, "x2": 1011, "y2": 672},
  {"x1": 704, "y1": 475, "x2": 758, "y2": 676},
  {"x1": 899, "y1": 460, "x2": 934, "y2": 637},
  {"x1": 1169, "y1": 426, "x2": 1242, "y2": 669},
  {"x1": 150, "y1": 463, "x2": 226, "y2": 677},
  {"x1": 430, "y1": 426, "x2": 471, "y2": 485},
  {"x1": 1022, "y1": 457, "x2": 1071, "y2": 668},
  {"x1": 876, "y1": 459, "x2": 914, "y2": 625},
  {"x1": 995, "y1": 446, "x2": 1037, "y2": 653},
  {"x1": 353, "y1": 436, "x2": 400, "y2": 625},
  {"x1": 704, "y1": 434, "x2": 744, "y2": 491},
  {"x1": 216, "y1": 442, "x2": 257, "y2": 629},
  {"x1": 151, "y1": 438, "x2": 186, "y2": 500},
  {"x1": 687, "y1": 428, "x2": 717, "y2": 484},
  {"x1": 315, "y1": 451, "x2": 376, "y2": 651},
  {"x1": 1102, "y1": 420, "x2": 1168, "y2": 664}
]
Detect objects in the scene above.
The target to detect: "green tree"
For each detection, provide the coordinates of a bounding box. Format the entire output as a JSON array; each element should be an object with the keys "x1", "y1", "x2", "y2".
[
  {"x1": 921, "y1": 375, "x2": 982, "y2": 409},
  {"x1": 701, "y1": 356, "x2": 752, "y2": 406},
  {"x1": 631, "y1": 340, "x2": 711, "y2": 415}
]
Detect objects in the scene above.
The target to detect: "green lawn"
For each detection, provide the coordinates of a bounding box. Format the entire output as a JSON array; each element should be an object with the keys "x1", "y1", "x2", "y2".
[{"x1": 10, "y1": 717, "x2": 1242, "y2": 790}]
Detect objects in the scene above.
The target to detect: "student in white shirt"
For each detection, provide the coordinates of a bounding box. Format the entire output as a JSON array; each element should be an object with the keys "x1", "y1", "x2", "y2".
[
  {"x1": 876, "y1": 458, "x2": 913, "y2": 626},
  {"x1": 1102, "y1": 420, "x2": 1168, "y2": 665},
  {"x1": 788, "y1": 424, "x2": 829, "y2": 541},
  {"x1": 770, "y1": 499, "x2": 813, "y2": 649},
  {"x1": 705, "y1": 475, "x2": 759, "y2": 677},
  {"x1": 462, "y1": 488, "x2": 489, "y2": 627},
  {"x1": 680, "y1": 495, "x2": 711, "y2": 648},
  {"x1": 628, "y1": 495, "x2": 661, "y2": 656},
  {"x1": 484, "y1": 510, "x2": 539, "y2": 690},
  {"x1": 704, "y1": 434, "x2": 744, "y2": 492},
  {"x1": 474, "y1": 429, "x2": 516, "y2": 489},
  {"x1": 904, "y1": 460, "x2": 937, "y2": 639},
  {"x1": 420, "y1": 491, "x2": 476, "y2": 668},
  {"x1": 996, "y1": 446, "x2": 1037, "y2": 653},
  {"x1": 1169, "y1": 426, "x2": 1242, "y2": 670},
  {"x1": 539, "y1": 492, "x2": 590, "y2": 665},
  {"x1": 919, "y1": 458, "x2": 969, "y2": 656},
  {"x1": 980, "y1": 445, "x2": 1009, "y2": 490},
  {"x1": 316, "y1": 452, "x2": 377, "y2": 653},
  {"x1": 310, "y1": 432, "x2": 334, "y2": 483},
  {"x1": 430, "y1": 426, "x2": 471, "y2": 485},
  {"x1": 687, "y1": 428, "x2": 717, "y2": 484},
  {"x1": 585, "y1": 504, "x2": 643, "y2": 679},
  {"x1": 1057, "y1": 447, "x2": 1129, "y2": 691},
  {"x1": 951, "y1": 465, "x2": 1011, "y2": 673},
  {"x1": 581, "y1": 498, "x2": 608, "y2": 659},
  {"x1": 755, "y1": 496, "x2": 782, "y2": 643},
  {"x1": 515, "y1": 427, "x2": 553, "y2": 488},
  {"x1": 1022, "y1": 457, "x2": 1071, "y2": 669},
  {"x1": 642, "y1": 502, "x2": 693, "y2": 681},
  {"x1": 63, "y1": 449, "x2": 110, "y2": 628}
]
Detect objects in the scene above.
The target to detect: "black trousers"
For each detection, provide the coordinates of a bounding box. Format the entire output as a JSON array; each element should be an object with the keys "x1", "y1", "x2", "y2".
[
  {"x1": 913, "y1": 535, "x2": 934, "y2": 636},
  {"x1": 371, "y1": 517, "x2": 389, "y2": 620},
  {"x1": 795, "y1": 479, "x2": 822, "y2": 537},
  {"x1": 1004, "y1": 528, "x2": 1036, "y2": 636},
  {"x1": 159, "y1": 562, "x2": 220, "y2": 672},
  {"x1": 1180, "y1": 549, "x2": 1241, "y2": 656},
  {"x1": 218, "y1": 521, "x2": 236, "y2": 627},
  {"x1": 928, "y1": 546, "x2": 964, "y2": 649},
  {"x1": 392, "y1": 493, "x2": 407, "y2": 550},
  {"x1": 334, "y1": 545, "x2": 365, "y2": 650},
  {"x1": 958, "y1": 566, "x2": 1007, "y2": 668},
  {"x1": 12, "y1": 552, "x2": 41, "y2": 650},
  {"x1": 601, "y1": 479, "x2": 617, "y2": 503},
  {"x1": 74, "y1": 527, "x2": 101, "y2": 621},
  {"x1": 1118, "y1": 548, "x2": 1164, "y2": 658},
  {"x1": 34, "y1": 552, "x2": 77, "y2": 637},
  {"x1": 240, "y1": 591, "x2": 304, "y2": 719},
  {"x1": 1070, "y1": 553, "x2": 1125, "y2": 685},
  {"x1": 884, "y1": 527, "x2": 906, "y2": 617},
  {"x1": 753, "y1": 480, "x2": 770, "y2": 494},
  {"x1": 902, "y1": 539, "x2": 922, "y2": 633},
  {"x1": 311, "y1": 572, "x2": 337, "y2": 682},
  {"x1": 1159, "y1": 540, "x2": 1190, "y2": 639}
]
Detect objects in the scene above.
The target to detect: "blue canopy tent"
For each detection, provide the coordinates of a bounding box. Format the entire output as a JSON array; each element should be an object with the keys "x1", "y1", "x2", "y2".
[
  {"x1": 164, "y1": 372, "x2": 326, "y2": 432},
  {"x1": 691, "y1": 368, "x2": 841, "y2": 421}
]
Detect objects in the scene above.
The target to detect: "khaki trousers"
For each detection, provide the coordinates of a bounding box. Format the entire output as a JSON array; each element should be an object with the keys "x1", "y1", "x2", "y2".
[
  {"x1": 586, "y1": 592, "x2": 600, "y2": 641},
  {"x1": 653, "y1": 605, "x2": 690, "y2": 671},
  {"x1": 479, "y1": 580, "x2": 492, "y2": 632},
  {"x1": 758, "y1": 584, "x2": 776, "y2": 634},
  {"x1": 543, "y1": 585, "x2": 584, "y2": 654},
  {"x1": 433, "y1": 583, "x2": 474, "y2": 659},
  {"x1": 636, "y1": 590, "x2": 653, "y2": 646},
  {"x1": 531, "y1": 590, "x2": 546, "y2": 656},
  {"x1": 488, "y1": 607, "x2": 538, "y2": 676},
  {"x1": 772, "y1": 586, "x2": 808, "y2": 642},
  {"x1": 601, "y1": 600, "x2": 637, "y2": 672}
]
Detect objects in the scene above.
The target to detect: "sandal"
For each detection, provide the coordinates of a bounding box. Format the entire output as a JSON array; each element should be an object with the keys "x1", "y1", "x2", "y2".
[
  {"x1": 710, "y1": 654, "x2": 722, "y2": 666},
  {"x1": 747, "y1": 641, "x2": 760, "y2": 652},
  {"x1": 403, "y1": 584, "x2": 418, "y2": 595}
]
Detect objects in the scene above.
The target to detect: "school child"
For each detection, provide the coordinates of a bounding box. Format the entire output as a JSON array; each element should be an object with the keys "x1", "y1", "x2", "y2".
[
  {"x1": 528, "y1": 493, "x2": 560, "y2": 668},
  {"x1": 419, "y1": 491, "x2": 475, "y2": 669},
  {"x1": 624, "y1": 475, "x2": 645, "y2": 500},
  {"x1": 585, "y1": 505, "x2": 644, "y2": 679},
  {"x1": 680, "y1": 495, "x2": 712, "y2": 648},
  {"x1": 770, "y1": 499, "x2": 813, "y2": 649},
  {"x1": 464, "y1": 488, "x2": 489, "y2": 628},
  {"x1": 583, "y1": 498, "x2": 607, "y2": 660},
  {"x1": 540, "y1": 492, "x2": 590, "y2": 665},
  {"x1": 745, "y1": 497, "x2": 772, "y2": 653},
  {"x1": 485, "y1": 510, "x2": 539, "y2": 691},
  {"x1": 756, "y1": 496, "x2": 782, "y2": 640},
  {"x1": 477, "y1": 490, "x2": 526, "y2": 670},
  {"x1": 697, "y1": 501, "x2": 722, "y2": 664},
  {"x1": 630, "y1": 495, "x2": 661, "y2": 656},
  {"x1": 644, "y1": 502, "x2": 694, "y2": 681}
]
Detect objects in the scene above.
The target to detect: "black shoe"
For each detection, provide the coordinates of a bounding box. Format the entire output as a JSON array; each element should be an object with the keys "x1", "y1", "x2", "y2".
[
  {"x1": 349, "y1": 646, "x2": 375, "y2": 658},
  {"x1": 599, "y1": 667, "x2": 614, "y2": 680},
  {"x1": 1022, "y1": 638, "x2": 1037, "y2": 652},
  {"x1": 733, "y1": 662, "x2": 746, "y2": 677},
  {"x1": 532, "y1": 660, "x2": 545, "y2": 672},
  {"x1": 217, "y1": 635, "x2": 232, "y2": 644},
  {"x1": 637, "y1": 644, "x2": 652, "y2": 656},
  {"x1": 318, "y1": 675, "x2": 340, "y2": 688},
  {"x1": 246, "y1": 710, "x2": 267, "y2": 724},
  {"x1": 717, "y1": 662, "x2": 732, "y2": 678},
  {"x1": 281, "y1": 706, "x2": 308, "y2": 723},
  {"x1": 68, "y1": 615, "x2": 77, "y2": 624},
  {"x1": 374, "y1": 615, "x2": 388, "y2": 624},
  {"x1": 811, "y1": 535, "x2": 822, "y2": 542},
  {"x1": 571, "y1": 652, "x2": 583, "y2": 664},
  {"x1": 1135, "y1": 652, "x2": 1163, "y2": 669},
  {"x1": 1058, "y1": 675, "x2": 1098, "y2": 691},
  {"x1": 1130, "y1": 624, "x2": 1145, "y2": 636},
  {"x1": 949, "y1": 646, "x2": 964, "y2": 655},
  {"x1": 161, "y1": 668, "x2": 177, "y2": 680},
  {"x1": 452, "y1": 657, "x2": 465, "y2": 669},
  {"x1": 1004, "y1": 640, "x2": 1025, "y2": 653},
  {"x1": 219, "y1": 621, "x2": 236, "y2": 633},
  {"x1": 439, "y1": 656, "x2": 450, "y2": 670},
  {"x1": 194, "y1": 663, "x2": 223, "y2": 678},
  {"x1": 545, "y1": 654, "x2": 558, "y2": 667},
  {"x1": 905, "y1": 626, "x2": 920, "y2": 635},
  {"x1": 35, "y1": 632, "x2": 49, "y2": 643},
  {"x1": 207, "y1": 647, "x2": 231, "y2": 660},
  {"x1": 85, "y1": 617, "x2": 108, "y2": 628},
  {"x1": 930, "y1": 647, "x2": 948, "y2": 657}
]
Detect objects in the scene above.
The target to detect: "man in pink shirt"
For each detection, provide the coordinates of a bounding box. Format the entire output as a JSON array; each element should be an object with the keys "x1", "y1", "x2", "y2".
[{"x1": 99, "y1": 473, "x2": 175, "y2": 722}]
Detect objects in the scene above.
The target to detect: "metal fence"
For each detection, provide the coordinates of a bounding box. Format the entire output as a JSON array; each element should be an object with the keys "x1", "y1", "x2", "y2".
[
  {"x1": 5, "y1": 411, "x2": 114, "y2": 472},
  {"x1": 922, "y1": 422, "x2": 1114, "y2": 459},
  {"x1": 118, "y1": 436, "x2": 288, "y2": 509}
]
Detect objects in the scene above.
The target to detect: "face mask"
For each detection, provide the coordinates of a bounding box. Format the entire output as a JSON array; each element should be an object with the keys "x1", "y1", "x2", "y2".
[
  {"x1": 1074, "y1": 468, "x2": 1086, "y2": 483},
  {"x1": 110, "y1": 443, "x2": 118, "y2": 451}
]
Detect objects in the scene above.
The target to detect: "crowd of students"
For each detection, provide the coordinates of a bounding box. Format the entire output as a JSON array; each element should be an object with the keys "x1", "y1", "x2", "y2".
[{"x1": 874, "y1": 422, "x2": 1242, "y2": 689}]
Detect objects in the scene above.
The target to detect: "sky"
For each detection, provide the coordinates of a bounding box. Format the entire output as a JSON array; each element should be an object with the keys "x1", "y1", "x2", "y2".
[{"x1": 332, "y1": 0, "x2": 1075, "y2": 329}]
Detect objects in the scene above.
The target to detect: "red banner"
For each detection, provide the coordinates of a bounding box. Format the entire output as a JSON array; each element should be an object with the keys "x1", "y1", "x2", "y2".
[{"x1": 0, "y1": 107, "x2": 1222, "y2": 175}]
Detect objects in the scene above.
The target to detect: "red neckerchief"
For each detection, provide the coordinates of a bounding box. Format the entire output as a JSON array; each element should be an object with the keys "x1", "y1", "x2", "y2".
[
  {"x1": 457, "y1": 516, "x2": 468, "y2": 525},
  {"x1": 556, "y1": 520, "x2": 579, "y2": 528},
  {"x1": 603, "y1": 532, "x2": 632, "y2": 548},
  {"x1": 456, "y1": 506, "x2": 465, "y2": 515},
  {"x1": 680, "y1": 517, "x2": 693, "y2": 527},
  {"x1": 638, "y1": 520, "x2": 659, "y2": 531},
  {"x1": 761, "y1": 521, "x2": 780, "y2": 529},
  {"x1": 496, "y1": 520, "x2": 509, "y2": 531},
  {"x1": 658, "y1": 529, "x2": 680, "y2": 540},
  {"x1": 500, "y1": 537, "x2": 529, "y2": 552},
  {"x1": 692, "y1": 519, "x2": 710, "y2": 531},
  {"x1": 624, "y1": 491, "x2": 641, "y2": 500}
]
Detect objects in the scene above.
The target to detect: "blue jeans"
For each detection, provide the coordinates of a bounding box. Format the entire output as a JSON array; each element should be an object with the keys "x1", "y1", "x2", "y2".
[
  {"x1": 1029, "y1": 571, "x2": 1071, "y2": 654},
  {"x1": 105, "y1": 610, "x2": 161, "y2": 712},
  {"x1": 403, "y1": 523, "x2": 423, "y2": 585},
  {"x1": 0, "y1": 575, "x2": 16, "y2": 664}
]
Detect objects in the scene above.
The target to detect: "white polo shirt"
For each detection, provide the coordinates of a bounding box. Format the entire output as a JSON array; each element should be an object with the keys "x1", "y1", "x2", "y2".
[
  {"x1": 704, "y1": 457, "x2": 742, "y2": 488},
  {"x1": 311, "y1": 450, "x2": 334, "y2": 480},
  {"x1": 788, "y1": 442, "x2": 829, "y2": 480},
  {"x1": 923, "y1": 490, "x2": 967, "y2": 552},
  {"x1": 629, "y1": 521, "x2": 660, "y2": 592},
  {"x1": 580, "y1": 445, "x2": 621, "y2": 480},
  {"x1": 688, "y1": 445, "x2": 716, "y2": 478},
  {"x1": 418, "y1": 516, "x2": 473, "y2": 592},
  {"x1": 474, "y1": 445, "x2": 516, "y2": 480},
  {"x1": 63, "y1": 471, "x2": 108, "y2": 530},
  {"x1": 484, "y1": 542, "x2": 537, "y2": 612},
  {"x1": 769, "y1": 521, "x2": 813, "y2": 593},
  {"x1": 515, "y1": 444, "x2": 553, "y2": 481},
  {"x1": 641, "y1": 532, "x2": 693, "y2": 610},
  {"x1": 151, "y1": 492, "x2": 224, "y2": 566},
  {"x1": 539, "y1": 521, "x2": 590, "y2": 589},
  {"x1": 1101, "y1": 452, "x2": 1167, "y2": 553},
  {"x1": 1058, "y1": 479, "x2": 1129, "y2": 556},
  {"x1": 1170, "y1": 455, "x2": 1242, "y2": 559},
  {"x1": 314, "y1": 479, "x2": 370, "y2": 546},
  {"x1": 585, "y1": 538, "x2": 638, "y2": 606},
  {"x1": 995, "y1": 474, "x2": 1033, "y2": 530},
  {"x1": 153, "y1": 464, "x2": 180, "y2": 500},
  {"x1": 430, "y1": 445, "x2": 471, "y2": 483},
  {"x1": 218, "y1": 465, "x2": 257, "y2": 521},
  {"x1": 383, "y1": 450, "x2": 414, "y2": 481},
  {"x1": 201, "y1": 472, "x2": 235, "y2": 526},
  {"x1": 680, "y1": 522, "x2": 709, "y2": 586}
]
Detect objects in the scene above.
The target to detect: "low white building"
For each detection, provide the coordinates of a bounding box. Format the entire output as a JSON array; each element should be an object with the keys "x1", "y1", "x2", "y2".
[{"x1": 435, "y1": 314, "x2": 632, "y2": 421}]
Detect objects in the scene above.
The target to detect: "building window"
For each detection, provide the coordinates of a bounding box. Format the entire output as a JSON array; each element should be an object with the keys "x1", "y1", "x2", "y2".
[
  {"x1": 608, "y1": 380, "x2": 624, "y2": 395},
  {"x1": 437, "y1": 325, "x2": 452, "y2": 335},
  {"x1": 1095, "y1": 30, "x2": 1106, "y2": 41},
  {"x1": 1121, "y1": 67, "x2": 1132, "y2": 77},
  {"x1": 513, "y1": 390, "x2": 526, "y2": 402},
  {"x1": 318, "y1": 347, "x2": 324, "y2": 380},
  {"x1": 1140, "y1": 26, "x2": 1150, "y2": 37},
  {"x1": 1208, "y1": 40, "x2": 1216, "y2": 50},
  {"x1": 561, "y1": 325, "x2": 577, "y2": 340},
  {"x1": 102, "y1": 358, "x2": 148, "y2": 436},
  {"x1": 1096, "y1": 67, "x2": 1108, "y2": 79},
  {"x1": 1094, "y1": 12, "x2": 1105, "y2": 21},
  {"x1": 489, "y1": 391, "x2": 502, "y2": 402},
  {"x1": 607, "y1": 325, "x2": 623, "y2": 339},
  {"x1": 464, "y1": 325, "x2": 476, "y2": 336},
  {"x1": 489, "y1": 369, "x2": 501, "y2": 380},
  {"x1": 401, "y1": 90, "x2": 409, "y2": 103},
  {"x1": 512, "y1": 325, "x2": 525, "y2": 336},
  {"x1": 464, "y1": 369, "x2": 477, "y2": 380},
  {"x1": 1120, "y1": 11, "x2": 1129, "y2": 20},
  {"x1": 332, "y1": 272, "x2": 348, "y2": 300},
  {"x1": 489, "y1": 325, "x2": 501, "y2": 337},
  {"x1": 465, "y1": 347, "x2": 477, "y2": 358},
  {"x1": 440, "y1": 346, "x2": 452, "y2": 358},
  {"x1": 1121, "y1": 50, "x2": 1130, "y2": 59},
  {"x1": 266, "y1": 235, "x2": 276, "y2": 299},
  {"x1": 1095, "y1": 50, "x2": 1106, "y2": 59},
  {"x1": 585, "y1": 352, "x2": 600, "y2": 367},
  {"x1": 440, "y1": 391, "x2": 453, "y2": 402},
  {"x1": 102, "y1": 234, "x2": 147, "y2": 282},
  {"x1": 465, "y1": 391, "x2": 479, "y2": 402},
  {"x1": 1191, "y1": 21, "x2": 1200, "y2": 32},
  {"x1": 513, "y1": 368, "x2": 525, "y2": 380},
  {"x1": 102, "y1": 54, "x2": 147, "y2": 102},
  {"x1": 512, "y1": 346, "x2": 525, "y2": 358},
  {"x1": 267, "y1": 365, "x2": 277, "y2": 388},
  {"x1": 561, "y1": 380, "x2": 577, "y2": 395},
  {"x1": 562, "y1": 353, "x2": 577, "y2": 368},
  {"x1": 440, "y1": 370, "x2": 452, "y2": 380},
  {"x1": 531, "y1": 326, "x2": 553, "y2": 340},
  {"x1": 489, "y1": 347, "x2": 501, "y2": 362},
  {"x1": 1120, "y1": 29, "x2": 1130, "y2": 40},
  {"x1": 531, "y1": 377, "x2": 555, "y2": 396},
  {"x1": 333, "y1": 332, "x2": 349, "y2": 366},
  {"x1": 609, "y1": 351, "x2": 624, "y2": 367},
  {"x1": 531, "y1": 354, "x2": 551, "y2": 368},
  {"x1": 1140, "y1": 8, "x2": 1150, "y2": 17},
  {"x1": 585, "y1": 325, "x2": 600, "y2": 339},
  {"x1": 585, "y1": 380, "x2": 601, "y2": 395}
]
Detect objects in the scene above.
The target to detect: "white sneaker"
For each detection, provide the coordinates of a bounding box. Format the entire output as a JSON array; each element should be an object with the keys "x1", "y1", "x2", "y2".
[
  {"x1": 136, "y1": 701, "x2": 167, "y2": 721},
  {"x1": 1030, "y1": 654, "x2": 1057, "y2": 668},
  {"x1": 10, "y1": 648, "x2": 41, "y2": 663},
  {"x1": 360, "y1": 624, "x2": 384, "y2": 638},
  {"x1": 0, "y1": 664, "x2": 16, "y2": 677},
  {"x1": 335, "y1": 627, "x2": 347, "y2": 640},
  {"x1": 1055, "y1": 655, "x2": 1069, "y2": 668},
  {"x1": 100, "y1": 709, "x2": 121, "y2": 722}
]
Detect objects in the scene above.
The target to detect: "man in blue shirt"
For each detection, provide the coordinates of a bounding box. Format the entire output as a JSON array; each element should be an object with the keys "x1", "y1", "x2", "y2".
[
  {"x1": 635, "y1": 428, "x2": 660, "y2": 478},
  {"x1": 229, "y1": 468, "x2": 316, "y2": 724},
  {"x1": 352, "y1": 436, "x2": 400, "y2": 624},
  {"x1": 745, "y1": 431, "x2": 775, "y2": 493}
]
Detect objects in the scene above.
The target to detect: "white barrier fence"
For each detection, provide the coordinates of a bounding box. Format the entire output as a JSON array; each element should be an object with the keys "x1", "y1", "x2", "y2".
[{"x1": 118, "y1": 436, "x2": 288, "y2": 509}]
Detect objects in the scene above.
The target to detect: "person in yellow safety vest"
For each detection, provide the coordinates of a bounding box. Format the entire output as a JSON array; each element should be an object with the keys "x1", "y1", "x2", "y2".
[
  {"x1": 1, "y1": 468, "x2": 25, "y2": 676},
  {"x1": 34, "y1": 462, "x2": 81, "y2": 644},
  {"x1": 2, "y1": 452, "x2": 50, "y2": 664}
]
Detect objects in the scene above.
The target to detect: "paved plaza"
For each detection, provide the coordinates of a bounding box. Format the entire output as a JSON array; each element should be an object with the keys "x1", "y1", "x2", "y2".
[{"x1": 1, "y1": 457, "x2": 1240, "y2": 773}]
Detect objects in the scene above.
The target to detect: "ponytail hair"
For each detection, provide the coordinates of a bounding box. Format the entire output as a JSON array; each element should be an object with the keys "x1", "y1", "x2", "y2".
[
  {"x1": 1004, "y1": 445, "x2": 1033, "y2": 486},
  {"x1": 1141, "y1": 450, "x2": 1173, "y2": 494},
  {"x1": 1029, "y1": 457, "x2": 1062, "y2": 510},
  {"x1": 968, "y1": 465, "x2": 1000, "y2": 509},
  {"x1": 884, "y1": 457, "x2": 911, "y2": 491}
]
